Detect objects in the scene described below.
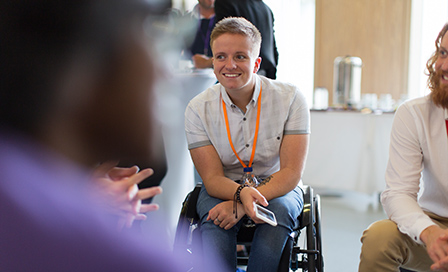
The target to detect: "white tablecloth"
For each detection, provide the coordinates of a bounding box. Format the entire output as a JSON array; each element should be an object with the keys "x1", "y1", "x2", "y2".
[{"x1": 302, "y1": 110, "x2": 395, "y2": 195}]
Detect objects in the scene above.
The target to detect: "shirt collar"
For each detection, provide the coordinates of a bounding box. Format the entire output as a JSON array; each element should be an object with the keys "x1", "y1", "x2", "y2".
[
  {"x1": 251, "y1": 75, "x2": 262, "y2": 107},
  {"x1": 219, "y1": 74, "x2": 261, "y2": 109}
]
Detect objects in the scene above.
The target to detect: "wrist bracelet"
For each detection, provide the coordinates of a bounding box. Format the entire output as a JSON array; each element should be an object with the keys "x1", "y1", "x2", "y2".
[{"x1": 233, "y1": 184, "x2": 248, "y2": 219}]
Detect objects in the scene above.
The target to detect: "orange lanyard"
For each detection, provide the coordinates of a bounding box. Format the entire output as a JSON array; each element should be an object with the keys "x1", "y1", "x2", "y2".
[{"x1": 221, "y1": 83, "x2": 262, "y2": 172}]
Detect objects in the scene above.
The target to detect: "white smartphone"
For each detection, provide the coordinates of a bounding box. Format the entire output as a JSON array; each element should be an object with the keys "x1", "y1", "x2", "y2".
[{"x1": 254, "y1": 204, "x2": 277, "y2": 226}]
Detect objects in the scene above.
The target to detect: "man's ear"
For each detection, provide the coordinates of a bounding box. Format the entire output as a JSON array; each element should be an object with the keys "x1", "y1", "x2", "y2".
[{"x1": 253, "y1": 57, "x2": 262, "y2": 73}]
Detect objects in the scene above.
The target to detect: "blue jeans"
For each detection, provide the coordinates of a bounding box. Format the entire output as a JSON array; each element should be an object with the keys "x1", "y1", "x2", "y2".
[{"x1": 197, "y1": 185, "x2": 303, "y2": 272}]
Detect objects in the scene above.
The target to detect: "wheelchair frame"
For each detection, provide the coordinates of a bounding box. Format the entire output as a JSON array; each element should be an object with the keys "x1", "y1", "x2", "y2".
[{"x1": 174, "y1": 184, "x2": 324, "y2": 272}]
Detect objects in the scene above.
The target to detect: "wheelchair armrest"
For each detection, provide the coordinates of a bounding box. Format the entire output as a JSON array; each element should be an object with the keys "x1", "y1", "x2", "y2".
[
  {"x1": 298, "y1": 185, "x2": 313, "y2": 229},
  {"x1": 181, "y1": 183, "x2": 202, "y2": 220}
]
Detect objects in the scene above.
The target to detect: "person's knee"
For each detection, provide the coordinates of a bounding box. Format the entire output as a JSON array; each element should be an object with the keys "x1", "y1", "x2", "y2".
[
  {"x1": 267, "y1": 190, "x2": 303, "y2": 224},
  {"x1": 363, "y1": 220, "x2": 399, "y2": 241},
  {"x1": 361, "y1": 219, "x2": 405, "y2": 261}
]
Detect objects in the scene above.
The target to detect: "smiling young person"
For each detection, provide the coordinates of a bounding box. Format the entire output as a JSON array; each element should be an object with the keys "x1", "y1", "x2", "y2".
[
  {"x1": 359, "y1": 23, "x2": 448, "y2": 272},
  {"x1": 185, "y1": 17, "x2": 310, "y2": 271}
]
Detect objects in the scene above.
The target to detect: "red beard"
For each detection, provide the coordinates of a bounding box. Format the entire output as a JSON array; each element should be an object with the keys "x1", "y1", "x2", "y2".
[{"x1": 431, "y1": 70, "x2": 448, "y2": 109}]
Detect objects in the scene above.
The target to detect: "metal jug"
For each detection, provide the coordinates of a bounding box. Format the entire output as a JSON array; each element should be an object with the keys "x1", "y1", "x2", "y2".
[{"x1": 333, "y1": 56, "x2": 362, "y2": 109}]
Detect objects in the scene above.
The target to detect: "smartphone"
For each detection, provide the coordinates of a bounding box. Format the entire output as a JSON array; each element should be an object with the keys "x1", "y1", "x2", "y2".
[{"x1": 254, "y1": 204, "x2": 277, "y2": 226}]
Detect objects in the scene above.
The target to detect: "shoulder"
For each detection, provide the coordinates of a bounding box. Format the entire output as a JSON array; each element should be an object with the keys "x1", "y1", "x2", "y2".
[
  {"x1": 396, "y1": 95, "x2": 438, "y2": 118},
  {"x1": 260, "y1": 76, "x2": 304, "y2": 100},
  {"x1": 188, "y1": 84, "x2": 221, "y2": 108}
]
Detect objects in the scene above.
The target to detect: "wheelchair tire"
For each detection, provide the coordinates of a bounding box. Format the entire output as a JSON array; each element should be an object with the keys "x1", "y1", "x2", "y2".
[{"x1": 314, "y1": 194, "x2": 324, "y2": 272}]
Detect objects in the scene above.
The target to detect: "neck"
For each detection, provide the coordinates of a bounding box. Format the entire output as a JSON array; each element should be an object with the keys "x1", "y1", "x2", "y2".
[
  {"x1": 199, "y1": 6, "x2": 214, "y2": 19},
  {"x1": 226, "y1": 88, "x2": 255, "y2": 114}
]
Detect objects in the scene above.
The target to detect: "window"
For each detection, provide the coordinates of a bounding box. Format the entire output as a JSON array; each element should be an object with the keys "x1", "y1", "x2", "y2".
[
  {"x1": 408, "y1": 0, "x2": 448, "y2": 98},
  {"x1": 264, "y1": 0, "x2": 315, "y2": 105}
]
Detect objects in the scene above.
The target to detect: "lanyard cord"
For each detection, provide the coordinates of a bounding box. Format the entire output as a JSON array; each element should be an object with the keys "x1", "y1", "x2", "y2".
[{"x1": 222, "y1": 84, "x2": 262, "y2": 172}]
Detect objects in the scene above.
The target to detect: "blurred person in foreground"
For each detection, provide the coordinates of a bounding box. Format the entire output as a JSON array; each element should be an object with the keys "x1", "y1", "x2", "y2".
[
  {"x1": 359, "y1": 23, "x2": 448, "y2": 272},
  {"x1": 0, "y1": 0, "x2": 218, "y2": 271},
  {"x1": 185, "y1": 17, "x2": 309, "y2": 271}
]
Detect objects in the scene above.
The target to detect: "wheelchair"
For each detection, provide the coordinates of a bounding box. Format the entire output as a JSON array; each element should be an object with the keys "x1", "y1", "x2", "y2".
[{"x1": 174, "y1": 183, "x2": 324, "y2": 272}]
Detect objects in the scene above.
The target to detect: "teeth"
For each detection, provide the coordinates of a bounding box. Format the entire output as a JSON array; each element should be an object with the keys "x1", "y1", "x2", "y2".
[
  {"x1": 443, "y1": 75, "x2": 448, "y2": 80},
  {"x1": 224, "y1": 73, "x2": 239, "y2": 78}
]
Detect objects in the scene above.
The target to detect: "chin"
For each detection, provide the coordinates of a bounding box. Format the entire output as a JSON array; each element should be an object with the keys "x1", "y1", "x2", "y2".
[{"x1": 431, "y1": 83, "x2": 448, "y2": 109}]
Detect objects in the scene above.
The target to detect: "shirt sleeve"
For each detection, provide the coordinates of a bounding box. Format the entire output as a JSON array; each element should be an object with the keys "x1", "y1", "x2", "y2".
[
  {"x1": 381, "y1": 103, "x2": 436, "y2": 244},
  {"x1": 185, "y1": 101, "x2": 212, "y2": 150},
  {"x1": 284, "y1": 87, "x2": 310, "y2": 135}
]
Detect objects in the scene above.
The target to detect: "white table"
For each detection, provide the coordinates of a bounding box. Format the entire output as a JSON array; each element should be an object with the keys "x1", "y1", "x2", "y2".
[
  {"x1": 302, "y1": 110, "x2": 395, "y2": 195},
  {"x1": 141, "y1": 68, "x2": 216, "y2": 244}
]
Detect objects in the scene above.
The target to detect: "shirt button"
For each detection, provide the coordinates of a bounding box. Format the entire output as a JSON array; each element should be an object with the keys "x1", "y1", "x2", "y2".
[
  {"x1": 243, "y1": 118, "x2": 246, "y2": 121},
  {"x1": 277, "y1": 137, "x2": 281, "y2": 140},
  {"x1": 246, "y1": 144, "x2": 249, "y2": 147}
]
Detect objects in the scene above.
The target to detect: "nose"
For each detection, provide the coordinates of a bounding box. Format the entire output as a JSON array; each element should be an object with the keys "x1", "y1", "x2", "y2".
[
  {"x1": 224, "y1": 58, "x2": 237, "y2": 70},
  {"x1": 441, "y1": 58, "x2": 448, "y2": 71}
]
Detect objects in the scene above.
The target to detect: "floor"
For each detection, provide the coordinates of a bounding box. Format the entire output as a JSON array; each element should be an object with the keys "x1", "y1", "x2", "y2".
[{"x1": 317, "y1": 188, "x2": 387, "y2": 272}]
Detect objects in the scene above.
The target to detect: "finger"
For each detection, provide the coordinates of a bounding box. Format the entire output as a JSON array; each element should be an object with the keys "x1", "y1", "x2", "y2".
[
  {"x1": 139, "y1": 203, "x2": 159, "y2": 213},
  {"x1": 429, "y1": 246, "x2": 444, "y2": 264},
  {"x1": 92, "y1": 161, "x2": 119, "y2": 178},
  {"x1": 253, "y1": 194, "x2": 268, "y2": 207},
  {"x1": 125, "y1": 214, "x2": 135, "y2": 228},
  {"x1": 434, "y1": 237, "x2": 448, "y2": 261},
  {"x1": 439, "y1": 256, "x2": 448, "y2": 268},
  {"x1": 127, "y1": 184, "x2": 139, "y2": 201},
  {"x1": 136, "y1": 186, "x2": 162, "y2": 202},
  {"x1": 440, "y1": 234, "x2": 448, "y2": 242},
  {"x1": 109, "y1": 166, "x2": 140, "y2": 181},
  {"x1": 123, "y1": 168, "x2": 154, "y2": 187},
  {"x1": 134, "y1": 213, "x2": 147, "y2": 221},
  {"x1": 214, "y1": 218, "x2": 222, "y2": 226},
  {"x1": 431, "y1": 261, "x2": 447, "y2": 271},
  {"x1": 206, "y1": 208, "x2": 217, "y2": 221}
]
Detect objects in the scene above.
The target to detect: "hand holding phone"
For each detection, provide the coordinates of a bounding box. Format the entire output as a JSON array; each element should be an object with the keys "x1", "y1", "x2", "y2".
[{"x1": 254, "y1": 204, "x2": 277, "y2": 226}]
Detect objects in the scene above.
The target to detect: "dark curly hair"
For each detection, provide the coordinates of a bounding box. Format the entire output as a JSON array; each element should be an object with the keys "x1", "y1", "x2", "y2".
[{"x1": 426, "y1": 23, "x2": 448, "y2": 107}]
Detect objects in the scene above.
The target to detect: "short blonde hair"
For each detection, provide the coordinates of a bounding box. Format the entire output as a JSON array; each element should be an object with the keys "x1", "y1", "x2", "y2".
[{"x1": 210, "y1": 17, "x2": 262, "y2": 57}]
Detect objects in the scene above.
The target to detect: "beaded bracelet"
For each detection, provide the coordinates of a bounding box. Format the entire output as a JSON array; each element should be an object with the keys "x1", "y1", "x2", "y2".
[{"x1": 233, "y1": 184, "x2": 248, "y2": 219}]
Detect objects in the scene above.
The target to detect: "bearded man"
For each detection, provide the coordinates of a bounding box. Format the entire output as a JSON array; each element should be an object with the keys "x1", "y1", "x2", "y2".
[{"x1": 358, "y1": 23, "x2": 448, "y2": 272}]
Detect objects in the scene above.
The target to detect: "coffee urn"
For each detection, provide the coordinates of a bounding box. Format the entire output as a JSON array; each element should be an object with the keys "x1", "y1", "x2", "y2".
[{"x1": 333, "y1": 56, "x2": 362, "y2": 109}]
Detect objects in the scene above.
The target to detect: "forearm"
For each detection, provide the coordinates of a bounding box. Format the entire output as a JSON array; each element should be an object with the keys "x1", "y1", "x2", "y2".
[
  {"x1": 256, "y1": 168, "x2": 301, "y2": 201},
  {"x1": 190, "y1": 145, "x2": 241, "y2": 201},
  {"x1": 202, "y1": 175, "x2": 240, "y2": 201},
  {"x1": 382, "y1": 188, "x2": 436, "y2": 243}
]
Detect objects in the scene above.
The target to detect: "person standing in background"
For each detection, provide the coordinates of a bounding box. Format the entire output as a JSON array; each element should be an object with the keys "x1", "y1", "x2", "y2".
[
  {"x1": 185, "y1": 0, "x2": 216, "y2": 69},
  {"x1": 215, "y1": 0, "x2": 279, "y2": 79}
]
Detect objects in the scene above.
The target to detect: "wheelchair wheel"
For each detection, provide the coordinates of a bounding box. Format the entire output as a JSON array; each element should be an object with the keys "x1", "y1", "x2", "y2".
[{"x1": 314, "y1": 194, "x2": 324, "y2": 272}]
